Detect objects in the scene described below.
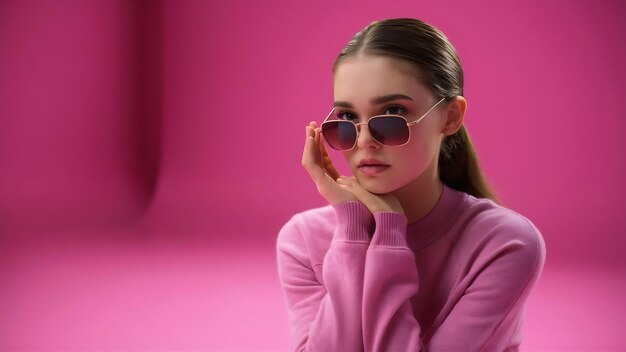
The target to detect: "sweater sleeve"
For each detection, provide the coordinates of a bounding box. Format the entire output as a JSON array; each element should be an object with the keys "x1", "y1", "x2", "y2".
[
  {"x1": 362, "y1": 211, "x2": 546, "y2": 352},
  {"x1": 362, "y1": 211, "x2": 424, "y2": 351},
  {"x1": 276, "y1": 201, "x2": 372, "y2": 352}
]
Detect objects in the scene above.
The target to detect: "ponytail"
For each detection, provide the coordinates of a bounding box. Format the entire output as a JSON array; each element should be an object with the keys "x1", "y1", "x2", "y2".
[{"x1": 439, "y1": 125, "x2": 499, "y2": 203}]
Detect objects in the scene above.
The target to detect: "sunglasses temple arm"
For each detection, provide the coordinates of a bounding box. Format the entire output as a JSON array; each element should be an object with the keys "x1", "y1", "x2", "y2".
[
  {"x1": 321, "y1": 108, "x2": 335, "y2": 125},
  {"x1": 407, "y1": 97, "x2": 446, "y2": 126}
]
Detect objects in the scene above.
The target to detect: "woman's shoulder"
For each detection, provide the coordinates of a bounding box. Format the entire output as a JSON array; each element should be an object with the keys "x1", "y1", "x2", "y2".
[
  {"x1": 280, "y1": 204, "x2": 337, "y2": 235},
  {"x1": 458, "y1": 192, "x2": 546, "y2": 261},
  {"x1": 276, "y1": 204, "x2": 337, "y2": 259}
]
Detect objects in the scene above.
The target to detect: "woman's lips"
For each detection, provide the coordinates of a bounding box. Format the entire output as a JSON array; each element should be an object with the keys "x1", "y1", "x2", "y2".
[{"x1": 358, "y1": 164, "x2": 390, "y2": 175}]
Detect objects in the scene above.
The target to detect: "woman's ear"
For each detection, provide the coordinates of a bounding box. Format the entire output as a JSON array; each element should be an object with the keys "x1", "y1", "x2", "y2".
[{"x1": 442, "y1": 96, "x2": 467, "y2": 136}]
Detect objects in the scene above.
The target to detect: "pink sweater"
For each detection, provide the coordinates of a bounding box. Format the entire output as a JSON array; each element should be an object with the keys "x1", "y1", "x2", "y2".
[{"x1": 276, "y1": 184, "x2": 546, "y2": 351}]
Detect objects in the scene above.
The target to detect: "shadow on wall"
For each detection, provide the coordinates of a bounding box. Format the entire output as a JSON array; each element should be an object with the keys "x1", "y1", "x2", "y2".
[{"x1": 0, "y1": 0, "x2": 163, "y2": 236}]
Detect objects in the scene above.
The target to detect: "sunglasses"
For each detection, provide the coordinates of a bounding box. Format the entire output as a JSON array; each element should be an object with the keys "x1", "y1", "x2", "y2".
[{"x1": 320, "y1": 97, "x2": 446, "y2": 151}]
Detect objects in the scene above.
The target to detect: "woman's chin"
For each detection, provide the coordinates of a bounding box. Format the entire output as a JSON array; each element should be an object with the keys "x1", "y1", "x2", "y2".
[{"x1": 359, "y1": 180, "x2": 397, "y2": 195}]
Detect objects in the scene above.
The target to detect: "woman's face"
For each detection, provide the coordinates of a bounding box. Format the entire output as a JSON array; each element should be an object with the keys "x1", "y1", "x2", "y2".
[{"x1": 332, "y1": 54, "x2": 447, "y2": 195}]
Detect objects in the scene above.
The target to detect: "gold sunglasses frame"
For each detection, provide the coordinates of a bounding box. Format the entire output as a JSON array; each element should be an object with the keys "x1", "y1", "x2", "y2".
[{"x1": 320, "y1": 97, "x2": 446, "y2": 151}]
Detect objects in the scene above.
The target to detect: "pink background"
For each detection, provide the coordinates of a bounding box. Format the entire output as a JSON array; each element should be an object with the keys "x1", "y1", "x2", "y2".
[{"x1": 1, "y1": 0, "x2": 625, "y2": 350}]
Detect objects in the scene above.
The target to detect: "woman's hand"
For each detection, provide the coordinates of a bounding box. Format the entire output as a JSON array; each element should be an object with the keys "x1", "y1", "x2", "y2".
[
  {"x1": 336, "y1": 176, "x2": 405, "y2": 215},
  {"x1": 302, "y1": 121, "x2": 357, "y2": 205}
]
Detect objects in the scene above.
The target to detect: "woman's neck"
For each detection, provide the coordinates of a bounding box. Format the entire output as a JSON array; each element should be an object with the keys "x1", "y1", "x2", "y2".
[{"x1": 392, "y1": 166, "x2": 444, "y2": 225}]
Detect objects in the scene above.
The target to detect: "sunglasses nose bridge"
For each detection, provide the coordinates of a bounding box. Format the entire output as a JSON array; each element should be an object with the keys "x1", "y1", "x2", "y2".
[
  {"x1": 353, "y1": 120, "x2": 380, "y2": 148},
  {"x1": 353, "y1": 122, "x2": 367, "y2": 130}
]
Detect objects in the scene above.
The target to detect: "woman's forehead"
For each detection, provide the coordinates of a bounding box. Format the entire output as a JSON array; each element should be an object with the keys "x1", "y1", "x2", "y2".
[{"x1": 332, "y1": 54, "x2": 430, "y2": 105}]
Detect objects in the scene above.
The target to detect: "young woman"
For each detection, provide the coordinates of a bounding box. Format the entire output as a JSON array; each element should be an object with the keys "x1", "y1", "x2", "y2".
[{"x1": 276, "y1": 18, "x2": 546, "y2": 351}]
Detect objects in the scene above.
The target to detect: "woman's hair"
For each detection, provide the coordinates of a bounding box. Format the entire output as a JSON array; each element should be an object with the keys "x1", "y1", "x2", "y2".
[{"x1": 332, "y1": 18, "x2": 499, "y2": 203}]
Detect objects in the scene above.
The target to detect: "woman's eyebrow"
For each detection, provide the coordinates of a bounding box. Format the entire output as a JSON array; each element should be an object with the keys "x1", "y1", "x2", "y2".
[{"x1": 333, "y1": 94, "x2": 414, "y2": 108}]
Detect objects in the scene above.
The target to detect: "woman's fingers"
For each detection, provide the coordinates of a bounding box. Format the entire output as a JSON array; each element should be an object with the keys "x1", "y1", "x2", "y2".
[
  {"x1": 302, "y1": 121, "x2": 357, "y2": 205},
  {"x1": 303, "y1": 121, "x2": 338, "y2": 181},
  {"x1": 302, "y1": 123, "x2": 324, "y2": 181},
  {"x1": 336, "y1": 177, "x2": 374, "y2": 203},
  {"x1": 337, "y1": 177, "x2": 404, "y2": 214},
  {"x1": 320, "y1": 135, "x2": 340, "y2": 180}
]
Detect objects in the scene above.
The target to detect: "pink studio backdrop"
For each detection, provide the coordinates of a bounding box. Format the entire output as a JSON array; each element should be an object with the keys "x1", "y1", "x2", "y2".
[{"x1": 1, "y1": 0, "x2": 625, "y2": 350}]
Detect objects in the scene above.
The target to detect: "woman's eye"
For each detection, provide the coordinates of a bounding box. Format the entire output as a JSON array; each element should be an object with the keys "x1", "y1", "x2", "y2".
[
  {"x1": 337, "y1": 112, "x2": 358, "y2": 121},
  {"x1": 384, "y1": 106, "x2": 405, "y2": 115}
]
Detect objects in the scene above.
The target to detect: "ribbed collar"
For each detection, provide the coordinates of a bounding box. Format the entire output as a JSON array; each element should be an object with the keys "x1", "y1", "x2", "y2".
[{"x1": 406, "y1": 183, "x2": 468, "y2": 250}]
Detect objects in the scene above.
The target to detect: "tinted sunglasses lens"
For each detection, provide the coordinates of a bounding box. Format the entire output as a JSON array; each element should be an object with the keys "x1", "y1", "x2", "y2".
[
  {"x1": 322, "y1": 121, "x2": 356, "y2": 150},
  {"x1": 369, "y1": 116, "x2": 409, "y2": 146}
]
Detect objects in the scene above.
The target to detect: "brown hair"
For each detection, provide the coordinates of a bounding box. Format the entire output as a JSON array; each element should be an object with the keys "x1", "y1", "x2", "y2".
[{"x1": 332, "y1": 18, "x2": 499, "y2": 203}]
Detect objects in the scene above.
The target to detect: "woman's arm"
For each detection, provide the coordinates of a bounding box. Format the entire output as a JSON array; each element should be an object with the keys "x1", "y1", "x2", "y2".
[
  {"x1": 362, "y1": 211, "x2": 546, "y2": 351},
  {"x1": 276, "y1": 201, "x2": 372, "y2": 352},
  {"x1": 362, "y1": 211, "x2": 424, "y2": 351}
]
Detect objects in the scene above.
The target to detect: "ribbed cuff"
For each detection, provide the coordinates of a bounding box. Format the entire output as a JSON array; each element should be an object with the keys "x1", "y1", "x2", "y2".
[
  {"x1": 371, "y1": 211, "x2": 408, "y2": 247},
  {"x1": 332, "y1": 201, "x2": 372, "y2": 242}
]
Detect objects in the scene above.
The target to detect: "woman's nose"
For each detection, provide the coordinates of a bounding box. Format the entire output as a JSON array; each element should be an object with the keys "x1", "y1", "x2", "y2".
[{"x1": 356, "y1": 122, "x2": 381, "y2": 149}]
